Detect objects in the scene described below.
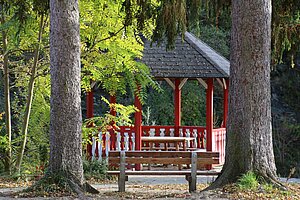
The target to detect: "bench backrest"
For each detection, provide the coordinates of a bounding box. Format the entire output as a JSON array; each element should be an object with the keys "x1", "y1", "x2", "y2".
[{"x1": 108, "y1": 151, "x2": 219, "y2": 167}]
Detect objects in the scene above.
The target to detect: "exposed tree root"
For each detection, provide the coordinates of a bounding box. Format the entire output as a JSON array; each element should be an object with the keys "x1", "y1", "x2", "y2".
[
  {"x1": 204, "y1": 170, "x2": 231, "y2": 191},
  {"x1": 258, "y1": 172, "x2": 288, "y2": 191},
  {"x1": 19, "y1": 172, "x2": 99, "y2": 199}
]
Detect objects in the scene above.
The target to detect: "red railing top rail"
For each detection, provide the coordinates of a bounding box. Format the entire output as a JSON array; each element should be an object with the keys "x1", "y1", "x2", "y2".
[
  {"x1": 212, "y1": 128, "x2": 226, "y2": 132},
  {"x1": 101, "y1": 125, "x2": 225, "y2": 133},
  {"x1": 142, "y1": 125, "x2": 174, "y2": 129}
]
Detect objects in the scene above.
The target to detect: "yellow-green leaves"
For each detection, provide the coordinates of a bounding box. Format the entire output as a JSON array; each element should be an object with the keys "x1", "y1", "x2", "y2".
[{"x1": 80, "y1": 0, "x2": 157, "y2": 98}]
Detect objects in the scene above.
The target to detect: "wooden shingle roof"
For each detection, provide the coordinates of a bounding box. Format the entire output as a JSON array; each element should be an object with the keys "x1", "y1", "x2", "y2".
[{"x1": 142, "y1": 32, "x2": 230, "y2": 79}]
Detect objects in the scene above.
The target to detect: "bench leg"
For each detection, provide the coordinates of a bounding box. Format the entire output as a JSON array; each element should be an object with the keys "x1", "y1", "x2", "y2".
[
  {"x1": 186, "y1": 175, "x2": 196, "y2": 192},
  {"x1": 190, "y1": 176, "x2": 196, "y2": 192},
  {"x1": 118, "y1": 175, "x2": 125, "y2": 192},
  {"x1": 118, "y1": 151, "x2": 126, "y2": 192},
  {"x1": 190, "y1": 151, "x2": 197, "y2": 192},
  {"x1": 118, "y1": 175, "x2": 128, "y2": 192}
]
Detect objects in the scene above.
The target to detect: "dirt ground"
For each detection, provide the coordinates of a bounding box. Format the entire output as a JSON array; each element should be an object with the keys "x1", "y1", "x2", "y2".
[{"x1": 0, "y1": 176, "x2": 299, "y2": 199}]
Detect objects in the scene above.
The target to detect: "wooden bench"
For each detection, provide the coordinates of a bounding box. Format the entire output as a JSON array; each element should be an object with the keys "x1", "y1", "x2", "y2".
[{"x1": 107, "y1": 151, "x2": 220, "y2": 192}]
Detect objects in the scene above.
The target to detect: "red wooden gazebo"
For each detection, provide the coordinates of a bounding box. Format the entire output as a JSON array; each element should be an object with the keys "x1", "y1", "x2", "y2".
[{"x1": 86, "y1": 32, "x2": 230, "y2": 166}]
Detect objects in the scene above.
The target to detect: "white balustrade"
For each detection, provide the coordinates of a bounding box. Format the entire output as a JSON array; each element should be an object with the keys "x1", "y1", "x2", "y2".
[
  {"x1": 98, "y1": 132, "x2": 103, "y2": 161},
  {"x1": 131, "y1": 133, "x2": 135, "y2": 150},
  {"x1": 105, "y1": 131, "x2": 110, "y2": 159},
  {"x1": 179, "y1": 129, "x2": 183, "y2": 137},
  {"x1": 192, "y1": 129, "x2": 197, "y2": 148},
  {"x1": 116, "y1": 132, "x2": 121, "y2": 151},
  {"x1": 186, "y1": 129, "x2": 191, "y2": 147},
  {"x1": 91, "y1": 136, "x2": 96, "y2": 160},
  {"x1": 149, "y1": 128, "x2": 155, "y2": 137},
  {"x1": 124, "y1": 132, "x2": 129, "y2": 151},
  {"x1": 89, "y1": 126, "x2": 211, "y2": 161},
  {"x1": 160, "y1": 129, "x2": 165, "y2": 148},
  {"x1": 170, "y1": 128, "x2": 174, "y2": 137}
]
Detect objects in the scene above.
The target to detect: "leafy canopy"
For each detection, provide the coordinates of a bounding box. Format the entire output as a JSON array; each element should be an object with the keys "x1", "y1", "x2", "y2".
[{"x1": 80, "y1": 0, "x2": 159, "y2": 98}]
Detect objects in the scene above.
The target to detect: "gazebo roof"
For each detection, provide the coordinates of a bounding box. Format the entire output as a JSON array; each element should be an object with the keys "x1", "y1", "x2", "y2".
[{"x1": 142, "y1": 32, "x2": 230, "y2": 79}]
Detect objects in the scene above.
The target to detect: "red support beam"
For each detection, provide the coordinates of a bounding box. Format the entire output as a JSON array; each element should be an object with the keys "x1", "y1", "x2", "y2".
[
  {"x1": 223, "y1": 79, "x2": 229, "y2": 128},
  {"x1": 206, "y1": 78, "x2": 214, "y2": 152},
  {"x1": 110, "y1": 95, "x2": 117, "y2": 150},
  {"x1": 86, "y1": 90, "x2": 94, "y2": 158},
  {"x1": 174, "y1": 78, "x2": 181, "y2": 136},
  {"x1": 87, "y1": 91, "x2": 94, "y2": 118},
  {"x1": 134, "y1": 90, "x2": 142, "y2": 170},
  {"x1": 110, "y1": 95, "x2": 117, "y2": 117}
]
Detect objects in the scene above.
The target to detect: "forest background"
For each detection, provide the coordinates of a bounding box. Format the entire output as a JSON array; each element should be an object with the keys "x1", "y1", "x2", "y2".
[{"x1": 0, "y1": 0, "x2": 299, "y2": 179}]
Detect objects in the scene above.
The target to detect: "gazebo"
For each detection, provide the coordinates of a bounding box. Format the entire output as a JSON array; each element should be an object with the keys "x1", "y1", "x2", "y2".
[{"x1": 86, "y1": 32, "x2": 230, "y2": 166}]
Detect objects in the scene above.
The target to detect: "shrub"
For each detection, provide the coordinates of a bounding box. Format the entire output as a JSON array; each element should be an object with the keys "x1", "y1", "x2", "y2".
[
  {"x1": 83, "y1": 159, "x2": 108, "y2": 181},
  {"x1": 237, "y1": 171, "x2": 259, "y2": 191}
]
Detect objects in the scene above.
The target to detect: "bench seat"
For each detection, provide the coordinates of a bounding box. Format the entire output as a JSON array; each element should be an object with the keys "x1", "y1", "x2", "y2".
[
  {"x1": 107, "y1": 170, "x2": 220, "y2": 176},
  {"x1": 107, "y1": 150, "x2": 220, "y2": 192}
]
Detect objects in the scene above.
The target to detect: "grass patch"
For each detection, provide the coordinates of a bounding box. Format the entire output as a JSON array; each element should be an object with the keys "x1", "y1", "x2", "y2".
[{"x1": 237, "y1": 171, "x2": 259, "y2": 191}]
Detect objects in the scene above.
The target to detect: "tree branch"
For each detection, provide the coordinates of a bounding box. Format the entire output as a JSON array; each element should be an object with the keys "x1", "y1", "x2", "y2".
[{"x1": 98, "y1": 26, "x2": 125, "y2": 42}]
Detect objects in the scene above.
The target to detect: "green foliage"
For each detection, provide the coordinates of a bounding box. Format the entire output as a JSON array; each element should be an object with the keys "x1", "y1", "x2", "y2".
[
  {"x1": 24, "y1": 171, "x2": 76, "y2": 195},
  {"x1": 152, "y1": 0, "x2": 186, "y2": 49},
  {"x1": 192, "y1": 25, "x2": 230, "y2": 59},
  {"x1": 190, "y1": 0, "x2": 300, "y2": 66},
  {"x1": 0, "y1": 112, "x2": 5, "y2": 146},
  {"x1": 144, "y1": 82, "x2": 174, "y2": 125},
  {"x1": 237, "y1": 171, "x2": 259, "y2": 191},
  {"x1": 272, "y1": 0, "x2": 300, "y2": 66},
  {"x1": 82, "y1": 97, "x2": 137, "y2": 146},
  {"x1": 272, "y1": 67, "x2": 300, "y2": 178},
  {"x1": 262, "y1": 183, "x2": 275, "y2": 193},
  {"x1": 182, "y1": 81, "x2": 206, "y2": 126},
  {"x1": 0, "y1": 135, "x2": 8, "y2": 150},
  {"x1": 83, "y1": 159, "x2": 108, "y2": 181},
  {"x1": 273, "y1": 120, "x2": 300, "y2": 178},
  {"x1": 0, "y1": 0, "x2": 50, "y2": 175},
  {"x1": 144, "y1": 81, "x2": 210, "y2": 126},
  {"x1": 80, "y1": 0, "x2": 158, "y2": 98}
]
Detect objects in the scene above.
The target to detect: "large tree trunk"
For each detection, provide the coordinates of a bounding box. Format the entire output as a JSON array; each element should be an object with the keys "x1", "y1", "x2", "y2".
[
  {"x1": 209, "y1": 0, "x2": 280, "y2": 189},
  {"x1": 49, "y1": 0, "x2": 83, "y2": 185},
  {"x1": 1, "y1": 5, "x2": 12, "y2": 175}
]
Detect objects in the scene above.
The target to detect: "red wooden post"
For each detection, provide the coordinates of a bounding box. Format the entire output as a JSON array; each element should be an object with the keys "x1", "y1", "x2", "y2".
[
  {"x1": 86, "y1": 90, "x2": 94, "y2": 158},
  {"x1": 110, "y1": 95, "x2": 117, "y2": 117},
  {"x1": 223, "y1": 79, "x2": 229, "y2": 128},
  {"x1": 174, "y1": 78, "x2": 181, "y2": 137},
  {"x1": 134, "y1": 90, "x2": 142, "y2": 170},
  {"x1": 206, "y1": 78, "x2": 214, "y2": 152},
  {"x1": 110, "y1": 95, "x2": 117, "y2": 150}
]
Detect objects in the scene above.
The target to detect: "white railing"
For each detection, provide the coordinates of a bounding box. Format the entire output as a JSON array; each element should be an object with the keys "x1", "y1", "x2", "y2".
[{"x1": 91, "y1": 126, "x2": 211, "y2": 160}]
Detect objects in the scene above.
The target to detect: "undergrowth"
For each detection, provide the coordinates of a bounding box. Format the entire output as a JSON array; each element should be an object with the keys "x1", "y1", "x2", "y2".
[
  {"x1": 83, "y1": 159, "x2": 109, "y2": 181},
  {"x1": 224, "y1": 171, "x2": 299, "y2": 199},
  {"x1": 237, "y1": 171, "x2": 259, "y2": 190},
  {"x1": 19, "y1": 172, "x2": 76, "y2": 197}
]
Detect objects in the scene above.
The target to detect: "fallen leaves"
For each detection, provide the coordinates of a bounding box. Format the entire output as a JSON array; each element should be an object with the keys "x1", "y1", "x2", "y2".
[
  {"x1": 0, "y1": 176, "x2": 299, "y2": 199},
  {"x1": 224, "y1": 183, "x2": 300, "y2": 200},
  {"x1": 0, "y1": 177, "x2": 33, "y2": 188}
]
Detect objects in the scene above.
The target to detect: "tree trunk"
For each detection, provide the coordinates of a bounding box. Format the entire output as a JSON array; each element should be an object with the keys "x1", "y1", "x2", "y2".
[
  {"x1": 49, "y1": 0, "x2": 83, "y2": 185},
  {"x1": 208, "y1": 0, "x2": 281, "y2": 189},
  {"x1": 1, "y1": 5, "x2": 12, "y2": 175},
  {"x1": 15, "y1": 13, "x2": 45, "y2": 174}
]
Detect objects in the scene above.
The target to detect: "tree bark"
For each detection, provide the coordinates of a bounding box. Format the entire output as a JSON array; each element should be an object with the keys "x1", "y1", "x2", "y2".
[
  {"x1": 208, "y1": 0, "x2": 281, "y2": 189},
  {"x1": 15, "y1": 13, "x2": 45, "y2": 173},
  {"x1": 1, "y1": 4, "x2": 12, "y2": 175},
  {"x1": 49, "y1": 0, "x2": 83, "y2": 185}
]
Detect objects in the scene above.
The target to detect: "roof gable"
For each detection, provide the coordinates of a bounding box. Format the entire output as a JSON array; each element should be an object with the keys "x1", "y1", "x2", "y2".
[{"x1": 142, "y1": 32, "x2": 230, "y2": 79}]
